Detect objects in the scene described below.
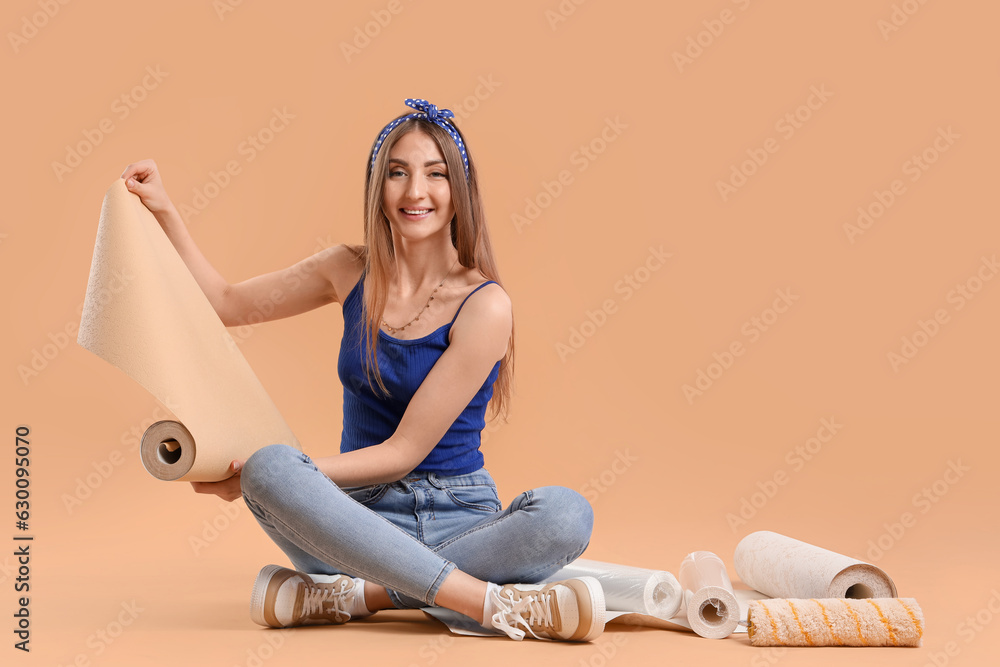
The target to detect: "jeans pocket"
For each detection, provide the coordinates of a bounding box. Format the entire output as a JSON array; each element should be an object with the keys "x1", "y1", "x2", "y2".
[
  {"x1": 443, "y1": 484, "x2": 502, "y2": 513},
  {"x1": 342, "y1": 483, "x2": 389, "y2": 506}
]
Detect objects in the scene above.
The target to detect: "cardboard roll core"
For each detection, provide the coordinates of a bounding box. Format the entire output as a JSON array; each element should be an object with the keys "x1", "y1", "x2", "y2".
[{"x1": 140, "y1": 420, "x2": 197, "y2": 481}]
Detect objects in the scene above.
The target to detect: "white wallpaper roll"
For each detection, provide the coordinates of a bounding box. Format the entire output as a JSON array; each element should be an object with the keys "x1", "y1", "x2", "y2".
[
  {"x1": 678, "y1": 551, "x2": 741, "y2": 639},
  {"x1": 78, "y1": 179, "x2": 301, "y2": 482},
  {"x1": 734, "y1": 531, "x2": 897, "y2": 600},
  {"x1": 545, "y1": 558, "x2": 683, "y2": 619}
]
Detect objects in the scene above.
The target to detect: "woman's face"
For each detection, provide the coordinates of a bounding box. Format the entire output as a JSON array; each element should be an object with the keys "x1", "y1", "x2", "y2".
[{"x1": 382, "y1": 130, "x2": 456, "y2": 243}]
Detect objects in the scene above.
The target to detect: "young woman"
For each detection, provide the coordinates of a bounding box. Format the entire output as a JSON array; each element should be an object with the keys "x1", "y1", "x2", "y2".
[{"x1": 119, "y1": 99, "x2": 605, "y2": 642}]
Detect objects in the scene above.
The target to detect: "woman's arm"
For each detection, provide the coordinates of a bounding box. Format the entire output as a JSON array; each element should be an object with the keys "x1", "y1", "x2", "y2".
[
  {"x1": 313, "y1": 284, "x2": 513, "y2": 486},
  {"x1": 120, "y1": 159, "x2": 349, "y2": 325}
]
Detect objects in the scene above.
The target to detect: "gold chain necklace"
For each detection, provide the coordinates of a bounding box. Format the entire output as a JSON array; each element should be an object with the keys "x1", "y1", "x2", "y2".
[{"x1": 380, "y1": 257, "x2": 460, "y2": 335}]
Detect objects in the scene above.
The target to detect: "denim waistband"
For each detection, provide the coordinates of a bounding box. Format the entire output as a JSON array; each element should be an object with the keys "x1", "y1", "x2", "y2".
[{"x1": 397, "y1": 467, "x2": 495, "y2": 489}]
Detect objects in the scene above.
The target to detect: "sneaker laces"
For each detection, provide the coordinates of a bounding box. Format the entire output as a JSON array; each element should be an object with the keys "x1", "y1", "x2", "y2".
[
  {"x1": 301, "y1": 579, "x2": 354, "y2": 622},
  {"x1": 491, "y1": 587, "x2": 555, "y2": 641}
]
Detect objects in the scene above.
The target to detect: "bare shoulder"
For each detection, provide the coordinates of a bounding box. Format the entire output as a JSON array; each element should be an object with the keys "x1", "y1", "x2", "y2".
[
  {"x1": 460, "y1": 267, "x2": 512, "y2": 316},
  {"x1": 448, "y1": 277, "x2": 512, "y2": 351},
  {"x1": 470, "y1": 280, "x2": 511, "y2": 315},
  {"x1": 320, "y1": 243, "x2": 365, "y2": 304}
]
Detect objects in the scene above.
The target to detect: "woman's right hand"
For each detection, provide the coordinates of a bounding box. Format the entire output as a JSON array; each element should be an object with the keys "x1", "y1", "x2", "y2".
[
  {"x1": 120, "y1": 159, "x2": 175, "y2": 215},
  {"x1": 190, "y1": 459, "x2": 245, "y2": 502}
]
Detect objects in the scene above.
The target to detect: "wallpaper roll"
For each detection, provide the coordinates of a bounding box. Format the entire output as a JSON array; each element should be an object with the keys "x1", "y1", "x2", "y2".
[
  {"x1": 734, "y1": 531, "x2": 897, "y2": 600},
  {"x1": 544, "y1": 559, "x2": 683, "y2": 620},
  {"x1": 77, "y1": 178, "x2": 300, "y2": 482},
  {"x1": 747, "y1": 598, "x2": 923, "y2": 647},
  {"x1": 678, "y1": 551, "x2": 741, "y2": 639}
]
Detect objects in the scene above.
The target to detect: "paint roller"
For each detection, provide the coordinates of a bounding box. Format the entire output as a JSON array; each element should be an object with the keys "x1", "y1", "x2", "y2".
[{"x1": 747, "y1": 597, "x2": 923, "y2": 647}]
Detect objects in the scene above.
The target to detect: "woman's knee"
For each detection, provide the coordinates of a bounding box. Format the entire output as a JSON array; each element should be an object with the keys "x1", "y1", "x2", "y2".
[
  {"x1": 536, "y1": 485, "x2": 594, "y2": 547},
  {"x1": 240, "y1": 443, "x2": 307, "y2": 496}
]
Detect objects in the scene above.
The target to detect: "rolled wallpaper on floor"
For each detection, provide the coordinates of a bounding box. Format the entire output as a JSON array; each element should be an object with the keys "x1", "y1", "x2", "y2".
[
  {"x1": 734, "y1": 531, "x2": 897, "y2": 600},
  {"x1": 678, "y1": 551, "x2": 741, "y2": 639},
  {"x1": 77, "y1": 178, "x2": 300, "y2": 482},
  {"x1": 545, "y1": 558, "x2": 683, "y2": 620}
]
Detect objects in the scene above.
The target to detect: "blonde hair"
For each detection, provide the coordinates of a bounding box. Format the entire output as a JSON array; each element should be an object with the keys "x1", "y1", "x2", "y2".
[{"x1": 345, "y1": 115, "x2": 514, "y2": 423}]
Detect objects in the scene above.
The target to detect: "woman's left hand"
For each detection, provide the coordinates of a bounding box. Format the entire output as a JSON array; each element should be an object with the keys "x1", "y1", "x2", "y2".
[{"x1": 190, "y1": 459, "x2": 244, "y2": 502}]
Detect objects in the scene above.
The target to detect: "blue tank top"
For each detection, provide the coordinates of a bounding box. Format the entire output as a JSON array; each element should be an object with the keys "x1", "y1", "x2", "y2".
[{"x1": 337, "y1": 271, "x2": 502, "y2": 475}]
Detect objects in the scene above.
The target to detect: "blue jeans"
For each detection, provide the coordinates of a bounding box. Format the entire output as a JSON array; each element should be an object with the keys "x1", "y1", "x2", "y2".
[{"x1": 240, "y1": 444, "x2": 594, "y2": 611}]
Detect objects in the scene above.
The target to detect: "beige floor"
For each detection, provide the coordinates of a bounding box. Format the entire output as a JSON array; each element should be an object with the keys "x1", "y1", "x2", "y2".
[{"x1": 21, "y1": 431, "x2": 997, "y2": 667}]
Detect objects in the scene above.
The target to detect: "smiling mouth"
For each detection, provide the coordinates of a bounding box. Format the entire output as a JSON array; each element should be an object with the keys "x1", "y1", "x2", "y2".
[{"x1": 401, "y1": 208, "x2": 432, "y2": 215}]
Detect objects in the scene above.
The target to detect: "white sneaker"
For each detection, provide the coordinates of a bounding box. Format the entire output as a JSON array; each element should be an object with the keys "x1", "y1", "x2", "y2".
[
  {"x1": 250, "y1": 564, "x2": 364, "y2": 628},
  {"x1": 490, "y1": 576, "x2": 606, "y2": 641}
]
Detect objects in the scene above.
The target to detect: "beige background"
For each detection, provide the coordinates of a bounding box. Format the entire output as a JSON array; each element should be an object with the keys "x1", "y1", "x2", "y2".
[{"x1": 2, "y1": 1, "x2": 998, "y2": 665}]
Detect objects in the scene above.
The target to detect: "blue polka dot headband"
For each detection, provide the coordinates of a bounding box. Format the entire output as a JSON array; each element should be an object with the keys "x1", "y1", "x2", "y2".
[{"x1": 369, "y1": 98, "x2": 469, "y2": 180}]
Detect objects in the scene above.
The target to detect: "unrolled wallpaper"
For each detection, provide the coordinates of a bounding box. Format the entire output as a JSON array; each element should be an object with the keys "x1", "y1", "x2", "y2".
[{"x1": 77, "y1": 178, "x2": 301, "y2": 482}]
